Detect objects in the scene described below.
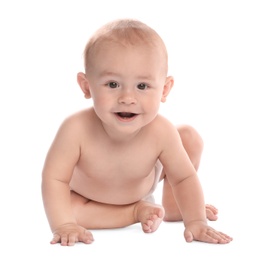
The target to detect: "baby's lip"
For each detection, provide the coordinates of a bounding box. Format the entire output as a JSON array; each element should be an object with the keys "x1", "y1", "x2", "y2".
[
  {"x1": 116, "y1": 112, "x2": 138, "y2": 118},
  {"x1": 114, "y1": 112, "x2": 139, "y2": 122}
]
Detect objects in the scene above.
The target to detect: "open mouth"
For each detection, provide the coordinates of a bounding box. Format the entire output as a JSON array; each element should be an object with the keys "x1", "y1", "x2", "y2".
[
  {"x1": 116, "y1": 112, "x2": 138, "y2": 121},
  {"x1": 116, "y1": 112, "x2": 137, "y2": 119}
]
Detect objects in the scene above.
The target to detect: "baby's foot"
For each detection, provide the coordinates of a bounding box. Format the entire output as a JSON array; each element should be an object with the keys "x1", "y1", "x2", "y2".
[
  {"x1": 206, "y1": 204, "x2": 218, "y2": 221},
  {"x1": 134, "y1": 201, "x2": 165, "y2": 233}
]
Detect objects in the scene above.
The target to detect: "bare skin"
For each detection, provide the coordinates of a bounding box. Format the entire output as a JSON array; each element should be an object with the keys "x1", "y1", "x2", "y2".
[
  {"x1": 42, "y1": 19, "x2": 233, "y2": 246},
  {"x1": 47, "y1": 121, "x2": 230, "y2": 246},
  {"x1": 162, "y1": 125, "x2": 218, "y2": 222}
]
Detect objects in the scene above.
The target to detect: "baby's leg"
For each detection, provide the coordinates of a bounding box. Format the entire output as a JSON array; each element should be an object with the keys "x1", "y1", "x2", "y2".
[
  {"x1": 71, "y1": 191, "x2": 164, "y2": 232},
  {"x1": 162, "y1": 125, "x2": 218, "y2": 221}
]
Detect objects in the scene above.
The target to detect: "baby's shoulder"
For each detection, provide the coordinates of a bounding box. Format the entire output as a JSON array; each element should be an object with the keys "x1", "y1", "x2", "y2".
[
  {"x1": 58, "y1": 108, "x2": 95, "y2": 134},
  {"x1": 150, "y1": 114, "x2": 180, "y2": 140},
  {"x1": 153, "y1": 114, "x2": 177, "y2": 130},
  {"x1": 64, "y1": 107, "x2": 94, "y2": 122}
]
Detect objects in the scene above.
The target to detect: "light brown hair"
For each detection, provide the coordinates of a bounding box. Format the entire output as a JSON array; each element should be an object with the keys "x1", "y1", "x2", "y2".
[{"x1": 83, "y1": 19, "x2": 168, "y2": 74}]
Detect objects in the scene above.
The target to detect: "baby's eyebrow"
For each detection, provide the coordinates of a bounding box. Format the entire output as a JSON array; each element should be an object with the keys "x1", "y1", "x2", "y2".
[
  {"x1": 99, "y1": 70, "x2": 120, "y2": 78},
  {"x1": 99, "y1": 70, "x2": 155, "y2": 81},
  {"x1": 136, "y1": 75, "x2": 154, "y2": 81}
]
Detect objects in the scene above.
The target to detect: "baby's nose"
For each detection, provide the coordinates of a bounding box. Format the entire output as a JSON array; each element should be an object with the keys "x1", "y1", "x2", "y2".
[{"x1": 118, "y1": 89, "x2": 137, "y2": 105}]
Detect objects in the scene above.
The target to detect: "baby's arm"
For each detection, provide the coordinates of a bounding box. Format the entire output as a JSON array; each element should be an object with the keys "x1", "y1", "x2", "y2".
[
  {"x1": 41, "y1": 117, "x2": 93, "y2": 246},
  {"x1": 159, "y1": 122, "x2": 232, "y2": 244}
]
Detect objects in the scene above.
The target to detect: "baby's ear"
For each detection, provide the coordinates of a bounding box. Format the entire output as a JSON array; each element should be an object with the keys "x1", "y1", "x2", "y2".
[
  {"x1": 161, "y1": 76, "x2": 174, "y2": 103},
  {"x1": 77, "y1": 72, "x2": 91, "y2": 99}
]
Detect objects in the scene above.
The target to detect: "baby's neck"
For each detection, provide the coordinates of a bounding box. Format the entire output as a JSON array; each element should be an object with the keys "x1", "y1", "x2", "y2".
[{"x1": 103, "y1": 125, "x2": 143, "y2": 144}]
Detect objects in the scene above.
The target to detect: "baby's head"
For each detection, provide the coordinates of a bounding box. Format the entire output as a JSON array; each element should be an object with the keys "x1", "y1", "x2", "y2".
[
  {"x1": 83, "y1": 19, "x2": 168, "y2": 76},
  {"x1": 78, "y1": 19, "x2": 173, "y2": 129}
]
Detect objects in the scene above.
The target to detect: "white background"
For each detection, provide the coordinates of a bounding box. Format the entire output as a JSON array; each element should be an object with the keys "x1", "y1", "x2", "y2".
[{"x1": 1, "y1": 0, "x2": 258, "y2": 259}]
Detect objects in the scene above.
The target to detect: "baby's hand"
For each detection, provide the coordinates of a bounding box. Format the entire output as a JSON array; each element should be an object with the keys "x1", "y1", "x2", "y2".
[
  {"x1": 184, "y1": 221, "x2": 233, "y2": 244},
  {"x1": 51, "y1": 223, "x2": 94, "y2": 246}
]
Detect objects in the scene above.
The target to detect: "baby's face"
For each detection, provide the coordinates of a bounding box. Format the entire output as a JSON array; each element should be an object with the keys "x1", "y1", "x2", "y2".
[{"x1": 85, "y1": 42, "x2": 169, "y2": 135}]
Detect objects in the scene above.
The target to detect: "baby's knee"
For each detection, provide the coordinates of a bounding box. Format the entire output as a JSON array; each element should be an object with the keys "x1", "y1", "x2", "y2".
[{"x1": 177, "y1": 125, "x2": 204, "y2": 152}]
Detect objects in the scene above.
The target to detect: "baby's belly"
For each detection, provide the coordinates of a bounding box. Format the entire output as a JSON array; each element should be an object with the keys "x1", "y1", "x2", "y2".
[{"x1": 69, "y1": 170, "x2": 155, "y2": 205}]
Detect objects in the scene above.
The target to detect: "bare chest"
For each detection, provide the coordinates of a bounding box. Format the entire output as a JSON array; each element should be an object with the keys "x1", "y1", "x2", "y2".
[
  {"x1": 78, "y1": 144, "x2": 158, "y2": 182},
  {"x1": 69, "y1": 130, "x2": 162, "y2": 203}
]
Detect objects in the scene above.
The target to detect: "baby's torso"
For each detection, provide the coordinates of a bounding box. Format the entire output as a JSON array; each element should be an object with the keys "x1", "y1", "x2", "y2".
[
  {"x1": 69, "y1": 109, "x2": 166, "y2": 205},
  {"x1": 70, "y1": 135, "x2": 161, "y2": 204}
]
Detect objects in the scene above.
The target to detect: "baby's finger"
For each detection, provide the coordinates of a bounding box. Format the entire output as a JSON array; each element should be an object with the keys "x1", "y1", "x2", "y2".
[
  {"x1": 50, "y1": 234, "x2": 61, "y2": 244},
  {"x1": 213, "y1": 231, "x2": 233, "y2": 243},
  {"x1": 60, "y1": 234, "x2": 69, "y2": 246},
  {"x1": 203, "y1": 230, "x2": 232, "y2": 244},
  {"x1": 79, "y1": 230, "x2": 94, "y2": 244},
  {"x1": 67, "y1": 234, "x2": 78, "y2": 246},
  {"x1": 184, "y1": 229, "x2": 194, "y2": 242}
]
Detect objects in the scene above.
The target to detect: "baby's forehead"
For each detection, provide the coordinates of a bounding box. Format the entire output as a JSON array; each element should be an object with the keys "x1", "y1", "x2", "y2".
[{"x1": 84, "y1": 20, "x2": 168, "y2": 72}]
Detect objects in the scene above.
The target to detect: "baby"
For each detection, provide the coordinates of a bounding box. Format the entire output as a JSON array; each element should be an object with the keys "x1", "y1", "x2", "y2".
[{"x1": 41, "y1": 18, "x2": 233, "y2": 246}]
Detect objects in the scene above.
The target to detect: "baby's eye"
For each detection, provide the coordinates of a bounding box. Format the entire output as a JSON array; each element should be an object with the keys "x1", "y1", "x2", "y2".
[
  {"x1": 137, "y1": 83, "x2": 148, "y2": 90},
  {"x1": 107, "y1": 82, "x2": 119, "y2": 88}
]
